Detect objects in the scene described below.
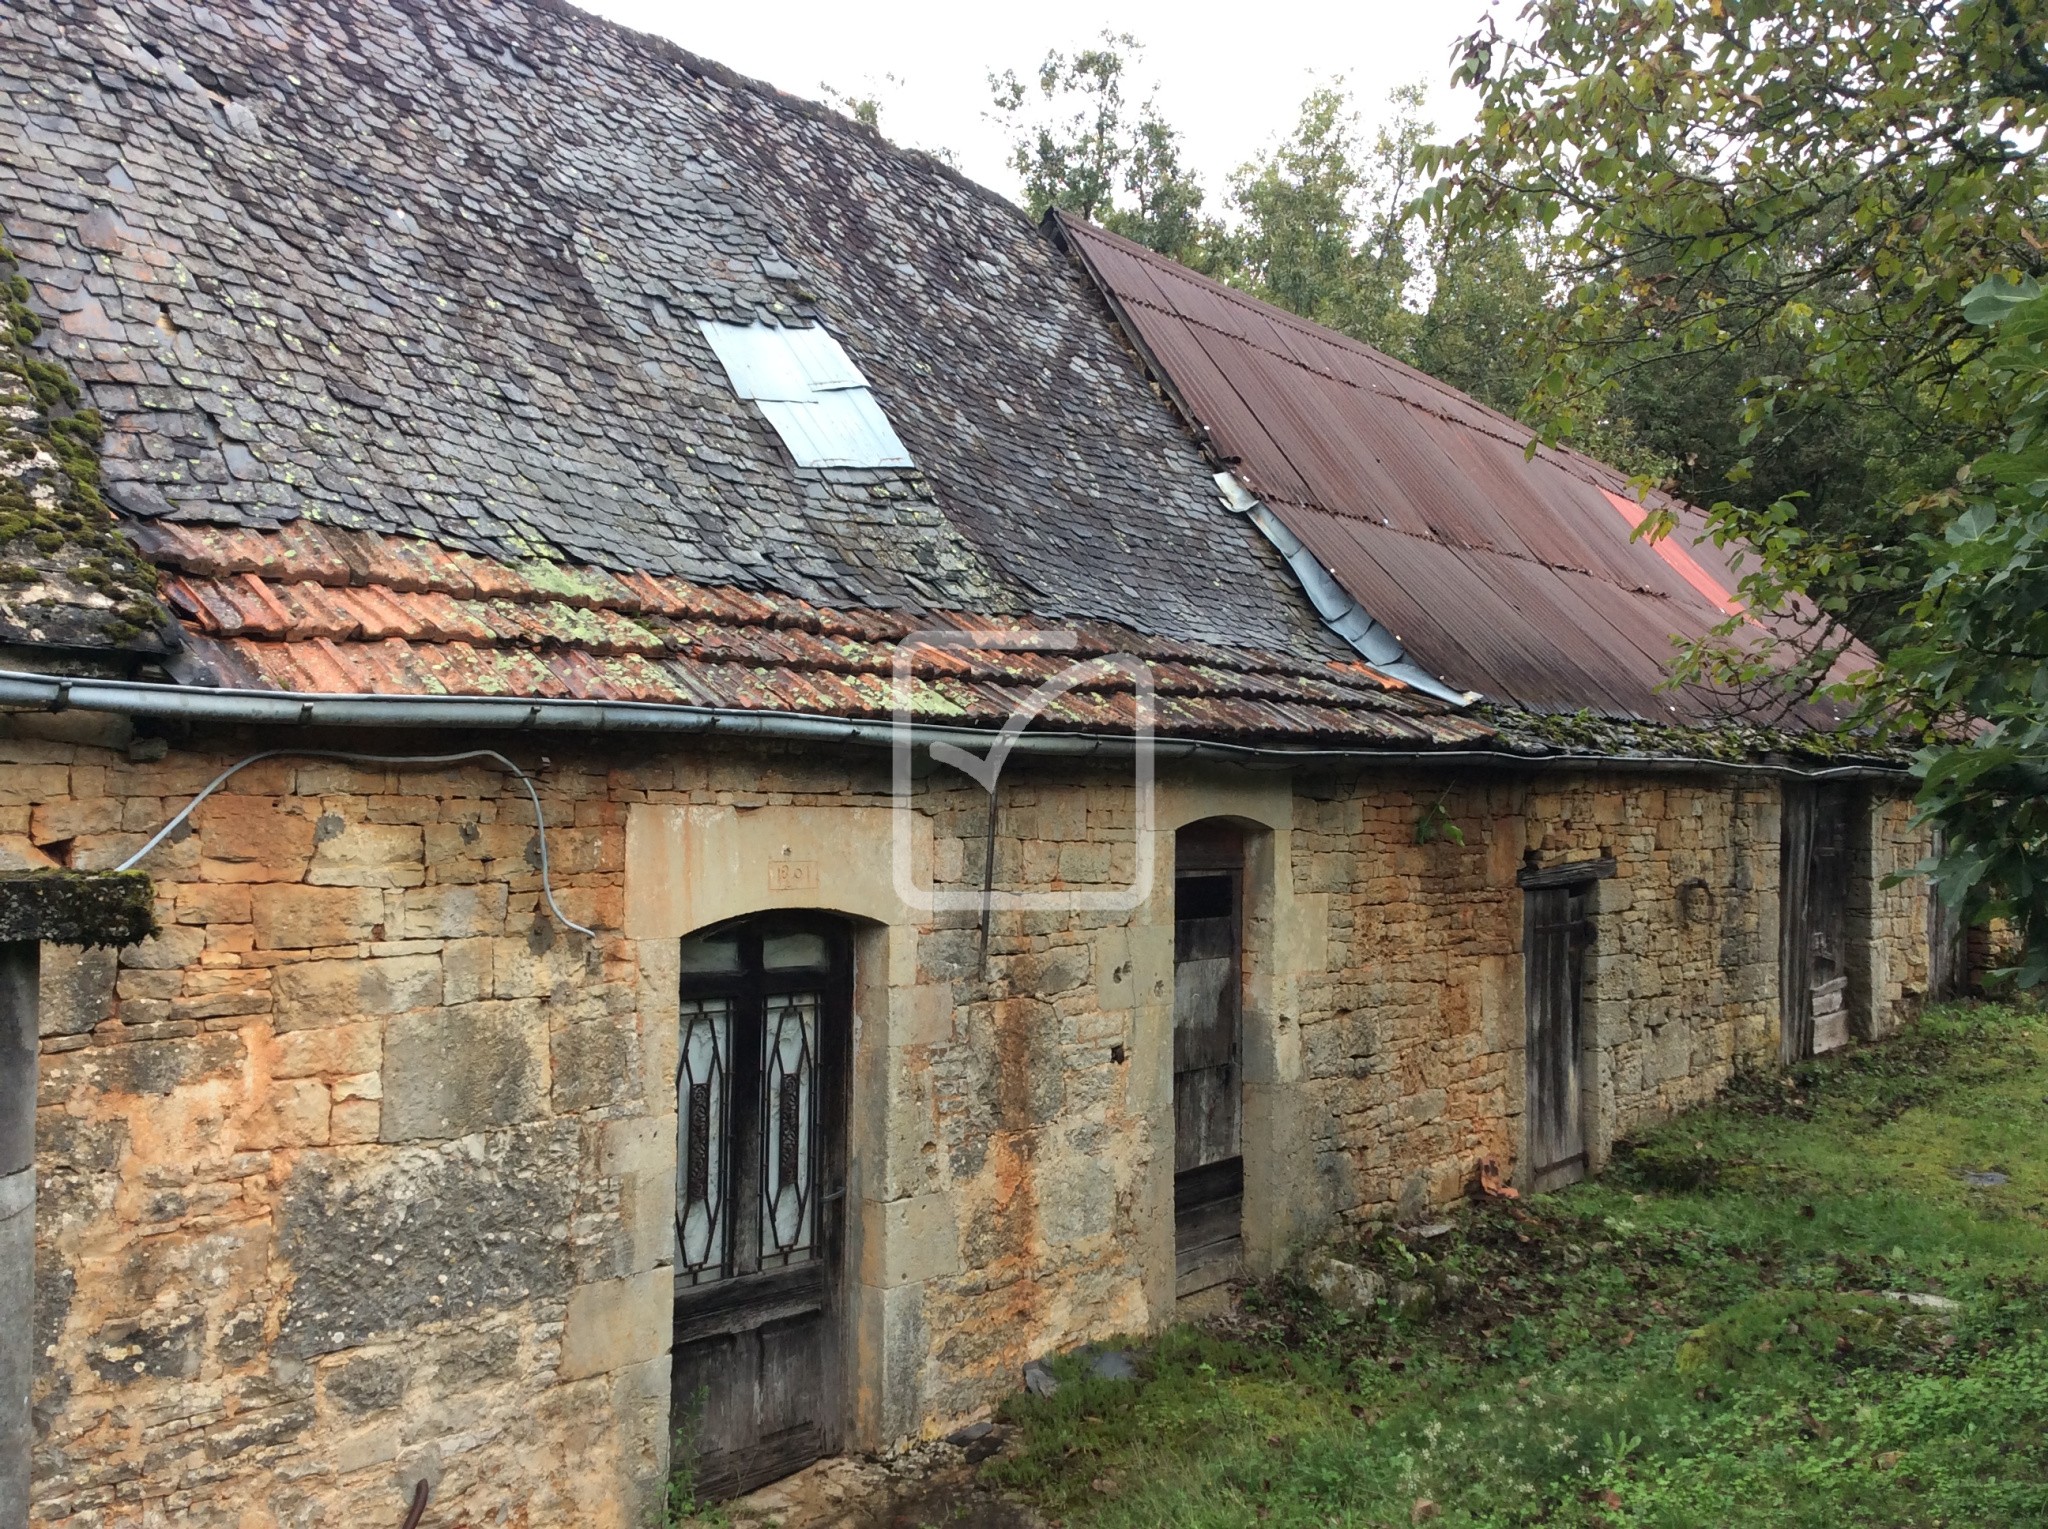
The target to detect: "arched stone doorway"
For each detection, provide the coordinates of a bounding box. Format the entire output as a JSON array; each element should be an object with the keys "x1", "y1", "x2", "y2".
[
  {"x1": 670, "y1": 912, "x2": 854, "y2": 1498},
  {"x1": 1173, "y1": 820, "x2": 1246, "y2": 1297}
]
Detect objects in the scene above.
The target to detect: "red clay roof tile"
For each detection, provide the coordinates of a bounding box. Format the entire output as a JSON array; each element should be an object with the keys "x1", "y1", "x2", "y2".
[{"x1": 154, "y1": 524, "x2": 1492, "y2": 746}]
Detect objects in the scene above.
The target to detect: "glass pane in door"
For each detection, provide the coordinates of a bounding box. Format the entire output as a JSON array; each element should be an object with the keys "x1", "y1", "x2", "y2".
[
  {"x1": 677, "y1": 996, "x2": 733, "y2": 1285},
  {"x1": 760, "y1": 991, "x2": 820, "y2": 1268}
]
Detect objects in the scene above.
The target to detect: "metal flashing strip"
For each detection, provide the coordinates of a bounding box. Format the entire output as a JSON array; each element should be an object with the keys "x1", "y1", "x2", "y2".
[
  {"x1": 698, "y1": 320, "x2": 914, "y2": 468},
  {"x1": 0, "y1": 669, "x2": 1907, "y2": 782},
  {"x1": 1213, "y1": 473, "x2": 1471, "y2": 707}
]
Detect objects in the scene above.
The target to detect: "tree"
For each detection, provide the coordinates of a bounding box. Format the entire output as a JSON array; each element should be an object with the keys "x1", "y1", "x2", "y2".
[
  {"x1": 1427, "y1": 0, "x2": 2048, "y2": 976},
  {"x1": 1885, "y1": 281, "x2": 2048, "y2": 986},
  {"x1": 820, "y1": 80, "x2": 884, "y2": 131},
  {"x1": 1426, "y1": 0, "x2": 2047, "y2": 448},
  {"x1": 821, "y1": 74, "x2": 961, "y2": 168},
  {"x1": 1407, "y1": 224, "x2": 1554, "y2": 417},
  {"x1": 1217, "y1": 84, "x2": 1431, "y2": 354},
  {"x1": 988, "y1": 34, "x2": 1210, "y2": 262}
]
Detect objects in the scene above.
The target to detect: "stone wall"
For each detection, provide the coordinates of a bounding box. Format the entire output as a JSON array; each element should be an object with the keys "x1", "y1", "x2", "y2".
[
  {"x1": 8, "y1": 710, "x2": 1935, "y2": 1523},
  {"x1": 1293, "y1": 771, "x2": 1789, "y2": 1228},
  {"x1": 1855, "y1": 790, "x2": 1935, "y2": 1039},
  {"x1": 16, "y1": 714, "x2": 662, "y2": 1528}
]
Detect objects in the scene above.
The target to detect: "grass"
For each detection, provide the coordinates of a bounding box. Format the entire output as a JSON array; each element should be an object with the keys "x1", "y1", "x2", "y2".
[{"x1": 990, "y1": 1002, "x2": 2048, "y2": 1528}]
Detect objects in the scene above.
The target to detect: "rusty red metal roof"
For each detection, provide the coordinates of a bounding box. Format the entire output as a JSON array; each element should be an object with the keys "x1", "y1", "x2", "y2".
[
  {"x1": 128, "y1": 521, "x2": 1497, "y2": 749},
  {"x1": 1057, "y1": 213, "x2": 1851, "y2": 726}
]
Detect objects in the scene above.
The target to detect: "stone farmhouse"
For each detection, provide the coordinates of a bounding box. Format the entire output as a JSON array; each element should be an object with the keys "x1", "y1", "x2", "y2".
[{"x1": 0, "y1": 0, "x2": 1945, "y2": 1522}]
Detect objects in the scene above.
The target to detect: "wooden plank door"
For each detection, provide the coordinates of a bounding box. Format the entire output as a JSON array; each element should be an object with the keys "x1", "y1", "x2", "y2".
[
  {"x1": 671, "y1": 916, "x2": 851, "y2": 1500},
  {"x1": 1173, "y1": 823, "x2": 1243, "y2": 1297},
  {"x1": 1928, "y1": 829, "x2": 1969, "y2": 1002},
  {"x1": 1525, "y1": 882, "x2": 1592, "y2": 1193},
  {"x1": 1781, "y1": 785, "x2": 1854, "y2": 1060}
]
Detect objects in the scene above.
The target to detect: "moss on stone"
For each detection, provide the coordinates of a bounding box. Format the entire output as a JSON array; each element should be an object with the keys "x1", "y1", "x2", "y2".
[
  {"x1": 1477, "y1": 703, "x2": 1902, "y2": 767},
  {"x1": 0, "y1": 238, "x2": 169, "y2": 651},
  {"x1": 0, "y1": 868, "x2": 156, "y2": 947}
]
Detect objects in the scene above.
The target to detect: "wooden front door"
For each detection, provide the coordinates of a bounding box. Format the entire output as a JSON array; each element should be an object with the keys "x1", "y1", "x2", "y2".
[
  {"x1": 1173, "y1": 823, "x2": 1243, "y2": 1297},
  {"x1": 1780, "y1": 785, "x2": 1854, "y2": 1061},
  {"x1": 671, "y1": 915, "x2": 851, "y2": 1500},
  {"x1": 1525, "y1": 882, "x2": 1593, "y2": 1193}
]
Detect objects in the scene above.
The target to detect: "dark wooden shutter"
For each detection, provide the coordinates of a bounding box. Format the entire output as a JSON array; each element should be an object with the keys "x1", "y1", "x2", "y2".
[
  {"x1": 1781, "y1": 785, "x2": 1854, "y2": 1061},
  {"x1": 1525, "y1": 883, "x2": 1592, "y2": 1192},
  {"x1": 1928, "y1": 829, "x2": 1969, "y2": 1002}
]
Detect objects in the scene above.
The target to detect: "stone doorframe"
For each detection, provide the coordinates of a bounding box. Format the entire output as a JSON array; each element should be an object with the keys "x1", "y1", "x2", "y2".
[
  {"x1": 1124, "y1": 774, "x2": 1326, "y2": 1321},
  {"x1": 624, "y1": 803, "x2": 936, "y2": 1456}
]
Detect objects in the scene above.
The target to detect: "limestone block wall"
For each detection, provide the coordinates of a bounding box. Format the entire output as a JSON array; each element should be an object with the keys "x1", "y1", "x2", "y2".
[
  {"x1": 1289, "y1": 770, "x2": 1928, "y2": 1229},
  {"x1": 13, "y1": 713, "x2": 663, "y2": 1528},
  {"x1": 9, "y1": 705, "x2": 1936, "y2": 1523},
  {"x1": 13, "y1": 716, "x2": 1194, "y2": 1523},
  {"x1": 1855, "y1": 791, "x2": 1934, "y2": 1038}
]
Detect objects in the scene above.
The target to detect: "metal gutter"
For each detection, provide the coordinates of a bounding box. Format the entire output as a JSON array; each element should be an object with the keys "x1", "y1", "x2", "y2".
[{"x1": 0, "y1": 669, "x2": 1909, "y2": 782}]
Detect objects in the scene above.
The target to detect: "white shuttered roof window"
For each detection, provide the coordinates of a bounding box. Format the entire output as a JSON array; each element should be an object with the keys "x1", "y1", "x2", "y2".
[{"x1": 698, "y1": 320, "x2": 915, "y2": 469}]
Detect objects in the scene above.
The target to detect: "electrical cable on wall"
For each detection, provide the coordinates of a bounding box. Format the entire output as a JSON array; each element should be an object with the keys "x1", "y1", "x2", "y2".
[{"x1": 115, "y1": 748, "x2": 597, "y2": 938}]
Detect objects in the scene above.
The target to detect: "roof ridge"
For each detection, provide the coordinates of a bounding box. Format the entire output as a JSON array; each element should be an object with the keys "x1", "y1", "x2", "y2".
[{"x1": 537, "y1": 0, "x2": 1034, "y2": 234}]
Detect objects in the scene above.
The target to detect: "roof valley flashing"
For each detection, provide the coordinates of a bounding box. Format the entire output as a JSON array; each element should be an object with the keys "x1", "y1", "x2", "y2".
[{"x1": 1212, "y1": 471, "x2": 1471, "y2": 707}]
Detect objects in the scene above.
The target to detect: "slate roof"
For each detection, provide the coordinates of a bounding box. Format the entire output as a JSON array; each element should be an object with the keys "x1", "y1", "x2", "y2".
[
  {"x1": 0, "y1": 0, "x2": 1860, "y2": 757},
  {"x1": 0, "y1": 240, "x2": 174, "y2": 656},
  {"x1": 1057, "y1": 214, "x2": 1858, "y2": 727},
  {"x1": 0, "y1": 0, "x2": 1342, "y2": 670}
]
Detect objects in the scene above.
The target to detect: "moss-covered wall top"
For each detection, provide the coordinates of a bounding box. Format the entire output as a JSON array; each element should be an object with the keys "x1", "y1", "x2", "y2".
[
  {"x1": 0, "y1": 237, "x2": 171, "y2": 653},
  {"x1": 0, "y1": 868, "x2": 154, "y2": 946}
]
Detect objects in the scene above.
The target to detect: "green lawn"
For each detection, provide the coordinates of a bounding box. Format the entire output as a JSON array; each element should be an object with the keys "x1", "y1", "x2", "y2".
[{"x1": 992, "y1": 1004, "x2": 2048, "y2": 1528}]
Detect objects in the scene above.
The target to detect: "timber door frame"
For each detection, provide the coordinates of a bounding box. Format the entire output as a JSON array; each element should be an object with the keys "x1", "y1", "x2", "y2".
[
  {"x1": 1173, "y1": 821, "x2": 1245, "y2": 1298},
  {"x1": 1780, "y1": 784, "x2": 1856, "y2": 1062},
  {"x1": 1519, "y1": 855, "x2": 1611, "y2": 1194},
  {"x1": 671, "y1": 913, "x2": 853, "y2": 1500}
]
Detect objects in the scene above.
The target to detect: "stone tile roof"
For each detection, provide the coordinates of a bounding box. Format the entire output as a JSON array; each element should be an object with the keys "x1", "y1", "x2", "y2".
[
  {"x1": 0, "y1": 0, "x2": 1339, "y2": 667},
  {"x1": 136, "y1": 520, "x2": 1495, "y2": 746},
  {"x1": 0, "y1": 241, "x2": 173, "y2": 656}
]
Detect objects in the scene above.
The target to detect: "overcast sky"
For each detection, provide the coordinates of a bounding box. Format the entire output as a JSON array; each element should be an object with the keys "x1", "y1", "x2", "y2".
[{"x1": 577, "y1": 0, "x2": 1500, "y2": 207}]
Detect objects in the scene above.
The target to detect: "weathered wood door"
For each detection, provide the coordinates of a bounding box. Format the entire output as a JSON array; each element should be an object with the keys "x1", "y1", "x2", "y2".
[
  {"x1": 1927, "y1": 829, "x2": 1969, "y2": 1002},
  {"x1": 1525, "y1": 882, "x2": 1593, "y2": 1193},
  {"x1": 1174, "y1": 823, "x2": 1243, "y2": 1297},
  {"x1": 1780, "y1": 785, "x2": 1854, "y2": 1061},
  {"x1": 671, "y1": 915, "x2": 850, "y2": 1499}
]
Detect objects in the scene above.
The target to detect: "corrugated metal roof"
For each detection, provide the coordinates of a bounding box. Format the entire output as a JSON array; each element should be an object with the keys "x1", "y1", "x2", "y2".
[
  {"x1": 128, "y1": 521, "x2": 1498, "y2": 749},
  {"x1": 1057, "y1": 213, "x2": 1854, "y2": 726}
]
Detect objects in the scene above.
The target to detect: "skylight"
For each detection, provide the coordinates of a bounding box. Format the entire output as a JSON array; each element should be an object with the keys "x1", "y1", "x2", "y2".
[{"x1": 698, "y1": 320, "x2": 914, "y2": 469}]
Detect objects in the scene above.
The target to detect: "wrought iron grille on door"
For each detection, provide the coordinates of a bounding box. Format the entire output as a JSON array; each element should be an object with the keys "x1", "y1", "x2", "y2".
[{"x1": 672, "y1": 917, "x2": 850, "y2": 1499}]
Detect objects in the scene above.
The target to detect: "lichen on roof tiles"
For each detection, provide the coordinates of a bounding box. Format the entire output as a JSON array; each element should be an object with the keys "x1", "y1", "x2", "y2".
[{"x1": 151, "y1": 521, "x2": 1489, "y2": 745}]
